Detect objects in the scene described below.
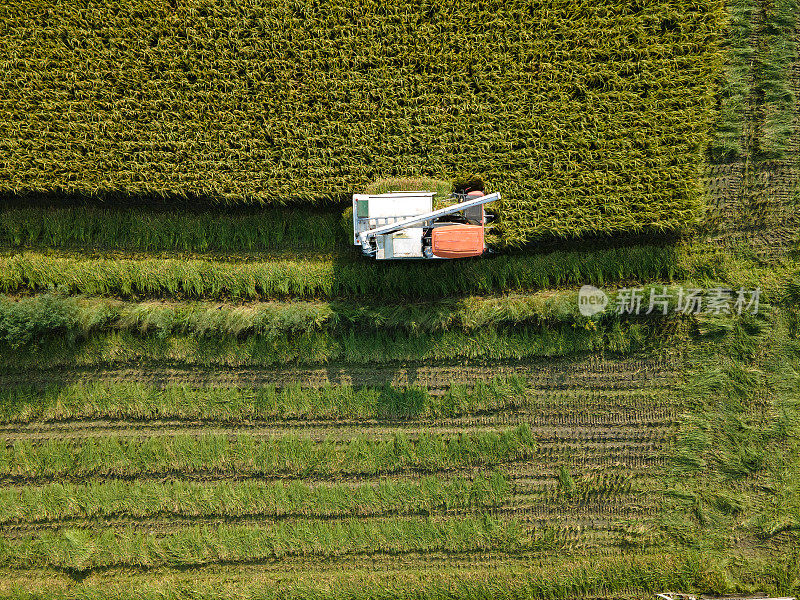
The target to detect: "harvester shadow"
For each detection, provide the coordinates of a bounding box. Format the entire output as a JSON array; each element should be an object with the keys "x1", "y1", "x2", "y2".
[
  {"x1": 323, "y1": 245, "x2": 450, "y2": 415},
  {"x1": 0, "y1": 189, "x2": 333, "y2": 213}
]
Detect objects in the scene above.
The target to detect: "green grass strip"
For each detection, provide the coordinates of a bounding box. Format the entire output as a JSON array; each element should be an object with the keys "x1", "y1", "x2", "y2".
[
  {"x1": 0, "y1": 425, "x2": 537, "y2": 481},
  {"x1": 0, "y1": 322, "x2": 655, "y2": 370},
  {"x1": 0, "y1": 473, "x2": 511, "y2": 524},
  {"x1": 0, "y1": 246, "x2": 683, "y2": 300},
  {"x1": 0, "y1": 379, "x2": 531, "y2": 423},
  {"x1": 0, "y1": 381, "x2": 672, "y2": 425},
  {"x1": 0, "y1": 288, "x2": 687, "y2": 357},
  {"x1": 0, "y1": 516, "x2": 534, "y2": 571},
  {"x1": 0, "y1": 291, "x2": 598, "y2": 346},
  {"x1": 756, "y1": 0, "x2": 799, "y2": 158},
  {"x1": 0, "y1": 284, "x2": 744, "y2": 350},
  {"x1": 0, "y1": 552, "x2": 759, "y2": 600}
]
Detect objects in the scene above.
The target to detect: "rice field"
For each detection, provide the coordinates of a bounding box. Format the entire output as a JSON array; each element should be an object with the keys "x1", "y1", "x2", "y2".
[
  {"x1": 0, "y1": 364, "x2": 684, "y2": 587},
  {"x1": 0, "y1": 236, "x2": 795, "y2": 599},
  {"x1": 0, "y1": 0, "x2": 797, "y2": 598},
  {"x1": 0, "y1": 0, "x2": 725, "y2": 244},
  {"x1": 0, "y1": 246, "x2": 683, "y2": 300},
  {"x1": 0, "y1": 206, "x2": 345, "y2": 253}
]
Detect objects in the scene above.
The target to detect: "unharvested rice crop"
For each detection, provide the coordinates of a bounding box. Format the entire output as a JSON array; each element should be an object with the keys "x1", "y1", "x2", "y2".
[{"x1": 0, "y1": 0, "x2": 724, "y2": 243}]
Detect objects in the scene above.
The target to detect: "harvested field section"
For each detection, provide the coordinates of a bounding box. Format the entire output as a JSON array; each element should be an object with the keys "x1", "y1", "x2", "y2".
[
  {"x1": 0, "y1": 353, "x2": 681, "y2": 392},
  {"x1": 0, "y1": 358, "x2": 681, "y2": 568}
]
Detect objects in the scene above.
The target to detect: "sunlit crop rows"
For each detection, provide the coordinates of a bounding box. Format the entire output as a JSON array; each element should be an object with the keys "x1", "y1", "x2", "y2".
[{"x1": 0, "y1": 0, "x2": 723, "y2": 243}]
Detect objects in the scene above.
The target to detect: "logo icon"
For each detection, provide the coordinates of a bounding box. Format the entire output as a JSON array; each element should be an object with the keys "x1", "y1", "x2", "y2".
[{"x1": 578, "y1": 285, "x2": 608, "y2": 316}]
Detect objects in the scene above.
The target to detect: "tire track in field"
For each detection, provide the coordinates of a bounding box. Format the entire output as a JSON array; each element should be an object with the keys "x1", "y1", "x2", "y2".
[
  {"x1": 0, "y1": 494, "x2": 658, "y2": 538},
  {"x1": 0, "y1": 413, "x2": 678, "y2": 443},
  {"x1": 0, "y1": 354, "x2": 681, "y2": 391},
  {"x1": 0, "y1": 440, "x2": 672, "y2": 486},
  {"x1": 0, "y1": 459, "x2": 527, "y2": 486}
]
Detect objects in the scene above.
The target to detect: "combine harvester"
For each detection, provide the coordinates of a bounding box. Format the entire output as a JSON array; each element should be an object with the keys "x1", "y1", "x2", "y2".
[{"x1": 352, "y1": 189, "x2": 500, "y2": 260}]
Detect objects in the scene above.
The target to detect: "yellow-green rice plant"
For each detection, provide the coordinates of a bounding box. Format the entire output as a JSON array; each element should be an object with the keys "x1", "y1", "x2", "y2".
[{"x1": 0, "y1": 0, "x2": 725, "y2": 244}]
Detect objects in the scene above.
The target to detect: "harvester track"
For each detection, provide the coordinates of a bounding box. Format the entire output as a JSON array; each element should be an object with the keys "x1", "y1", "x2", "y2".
[{"x1": 0, "y1": 354, "x2": 681, "y2": 391}]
